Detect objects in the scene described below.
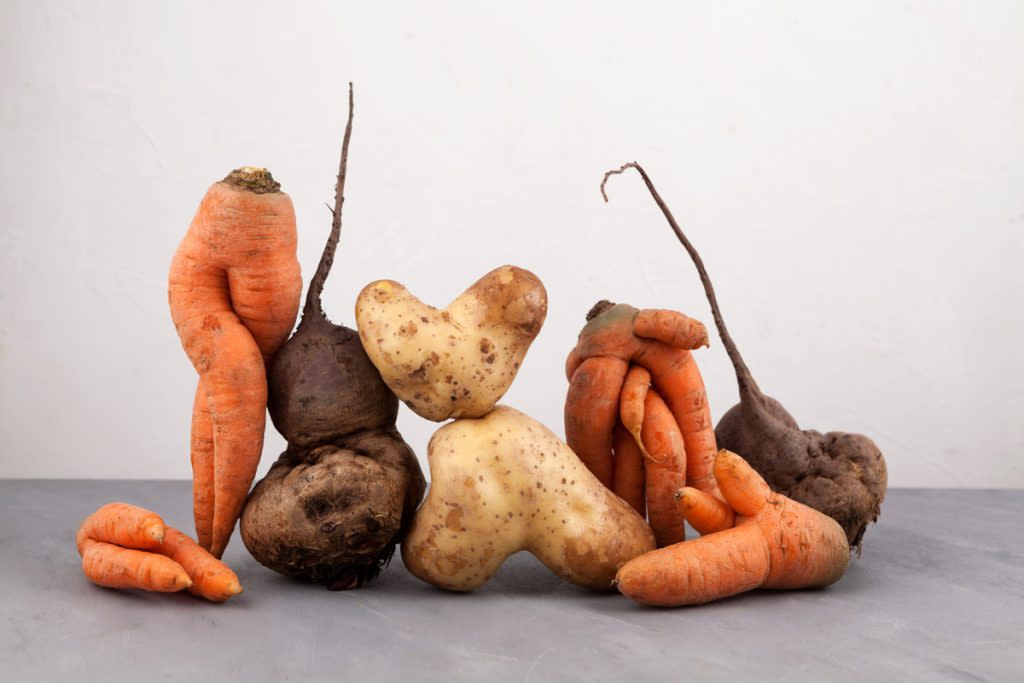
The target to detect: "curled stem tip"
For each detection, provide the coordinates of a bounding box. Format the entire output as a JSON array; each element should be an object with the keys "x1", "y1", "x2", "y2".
[
  {"x1": 599, "y1": 160, "x2": 761, "y2": 399},
  {"x1": 600, "y1": 162, "x2": 640, "y2": 202}
]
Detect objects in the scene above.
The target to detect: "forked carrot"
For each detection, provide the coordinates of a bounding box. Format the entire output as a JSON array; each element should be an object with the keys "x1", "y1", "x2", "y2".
[
  {"x1": 169, "y1": 167, "x2": 302, "y2": 558},
  {"x1": 616, "y1": 450, "x2": 850, "y2": 606}
]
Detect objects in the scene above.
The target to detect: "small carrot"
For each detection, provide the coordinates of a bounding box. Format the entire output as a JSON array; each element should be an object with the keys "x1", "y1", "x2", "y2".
[
  {"x1": 615, "y1": 450, "x2": 850, "y2": 607},
  {"x1": 675, "y1": 486, "x2": 734, "y2": 535},
  {"x1": 564, "y1": 355, "x2": 629, "y2": 488},
  {"x1": 81, "y1": 542, "x2": 192, "y2": 592},
  {"x1": 619, "y1": 365, "x2": 650, "y2": 455},
  {"x1": 612, "y1": 421, "x2": 645, "y2": 515},
  {"x1": 640, "y1": 389, "x2": 687, "y2": 547},
  {"x1": 75, "y1": 502, "x2": 165, "y2": 555},
  {"x1": 156, "y1": 527, "x2": 243, "y2": 602},
  {"x1": 169, "y1": 167, "x2": 302, "y2": 558}
]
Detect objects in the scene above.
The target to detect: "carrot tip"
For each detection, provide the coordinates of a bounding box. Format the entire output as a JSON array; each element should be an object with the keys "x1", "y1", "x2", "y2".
[{"x1": 226, "y1": 581, "x2": 243, "y2": 596}]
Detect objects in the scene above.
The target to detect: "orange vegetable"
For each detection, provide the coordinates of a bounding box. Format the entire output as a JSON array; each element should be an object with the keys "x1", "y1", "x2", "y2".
[
  {"x1": 612, "y1": 421, "x2": 645, "y2": 516},
  {"x1": 76, "y1": 502, "x2": 242, "y2": 601},
  {"x1": 564, "y1": 355, "x2": 629, "y2": 488},
  {"x1": 168, "y1": 167, "x2": 302, "y2": 558},
  {"x1": 639, "y1": 389, "x2": 686, "y2": 547},
  {"x1": 156, "y1": 527, "x2": 242, "y2": 602},
  {"x1": 81, "y1": 542, "x2": 192, "y2": 593},
  {"x1": 615, "y1": 450, "x2": 850, "y2": 606},
  {"x1": 618, "y1": 365, "x2": 650, "y2": 456}
]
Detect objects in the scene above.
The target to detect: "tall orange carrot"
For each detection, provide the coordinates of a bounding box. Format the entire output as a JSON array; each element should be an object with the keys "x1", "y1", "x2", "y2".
[
  {"x1": 169, "y1": 167, "x2": 302, "y2": 558},
  {"x1": 616, "y1": 450, "x2": 850, "y2": 607},
  {"x1": 640, "y1": 389, "x2": 686, "y2": 547}
]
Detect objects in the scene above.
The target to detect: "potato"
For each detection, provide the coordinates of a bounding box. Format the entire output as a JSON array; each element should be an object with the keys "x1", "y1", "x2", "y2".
[
  {"x1": 355, "y1": 265, "x2": 547, "y2": 421},
  {"x1": 401, "y1": 406, "x2": 656, "y2": 591}
]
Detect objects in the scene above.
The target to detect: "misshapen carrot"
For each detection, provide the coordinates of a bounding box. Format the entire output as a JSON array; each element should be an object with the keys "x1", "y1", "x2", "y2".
[
  {"x1": 76, "y1": 503, "x2": 242, "y2": 601},
  {"x1": 612, "y1": 421, "x2": 645, "y2": 516},
  {"x1": 619, "y1": 365, "x2": 650, "y2": 455},
  {"x1": 76, "y1": 502, "x2": 165, "y2": 554},
  {"x1": 615, "y1": 450, "x2": 850, "y2": 607},
  {"x1": 639, "y1": 389, "x2": 686, "y2": 547},
  {"x1": 156, "y1": 527, "x2": 242, "y2": 602},
  {"x1": 564, "y1": 355, "x2": 629, "y2": 488},
  {"x1": 169, "y1": 167, "x2": 302, "y2": 558},
  {"x1": 675, "y1": 486, "x2": 734, "y2": 535},
  {"x1": 81, "y1": 542, "x2": 192, "y2": 592}
]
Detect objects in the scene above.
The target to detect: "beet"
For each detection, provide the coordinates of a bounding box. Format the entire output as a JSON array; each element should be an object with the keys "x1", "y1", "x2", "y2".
[
  {"x1": 601, "y1": 162, "x2": 887, "y2": 550},
  {"x1": 241, "y1": 84, "x2": 425, "y2": 586}
]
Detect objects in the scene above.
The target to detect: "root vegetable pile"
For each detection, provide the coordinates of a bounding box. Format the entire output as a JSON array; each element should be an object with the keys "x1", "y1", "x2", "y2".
[
  {"x1": 169, "y1": 166, "x2": 302, "y2": 558},
  {"x1": 565, "y1": 302, "x2": 717, "y2": 547},
  {"x1": 77, "y1": 503, "x2": 242, "y2": 602},
  {"x1": 601, "y1": 162, "x2": 887, "y2": 549},
  {"x1": 240, "y1": 85, "x2": 425, "y2": 590},
  {"x1": 615, "y1": 450, "x2": 850, "y2": 606}
]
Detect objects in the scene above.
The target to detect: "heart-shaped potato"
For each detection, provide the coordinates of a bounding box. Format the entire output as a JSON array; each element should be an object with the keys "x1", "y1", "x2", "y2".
[
  {"x1": 355, "y1": 266, "x2": 547, "y2": 421},
  {"x1": 401, "y1": 405, "x2": 656, "y2": 591}
]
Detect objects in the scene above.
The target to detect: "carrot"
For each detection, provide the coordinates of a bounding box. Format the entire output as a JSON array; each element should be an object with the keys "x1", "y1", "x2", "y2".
[
  {"x1": 618, "y1": 365, "x2": 650, "y2": 455},
  {"x1": 156, "y1": 527, "x2": 243, "y2": 602},
  {"x1": 565, "y1": 302, "x2": 718, "y2": 498},
  {"x1": 169, "y1": 167, "x2": 302, "y2": 558},
  {"x1": 636, "y1": 345, "x2": 719, "y2": 498},
  {"x1": 674, "y1": 486, "x2": 734, "y2": 535},
  {"x1": 190, "y1": 384, "x2": 214, "y2": 550},
  {"x1": 639, "y1": 389, "x2": 686, "y2": 547},
  {"x1": 564, "y1": 355, "x2": 629, "y2": 488},
  {"x1": 615, "y1": 450, "x2": 850, "y2": 606},
  {"x1": 75, "y1": 502, "x2": 165, "y2": 555},
  {"x1": 81, "y1": 542, "x2": 192, "y2": 592},
  {"x1": 612, "y1": 421, "x2": 645, "y2": 515}
]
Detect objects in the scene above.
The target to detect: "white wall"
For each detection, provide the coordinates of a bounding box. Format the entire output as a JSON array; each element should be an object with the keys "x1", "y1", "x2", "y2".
[{"x1": 1, "y1": 1, "x2": 1021, "y2": 487}]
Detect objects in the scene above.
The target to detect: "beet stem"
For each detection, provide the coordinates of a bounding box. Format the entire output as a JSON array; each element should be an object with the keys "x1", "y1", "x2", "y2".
[
  {"x1": 302, "y1": 82, "x2": 355, "y2": 324},
  {"x1": 600, "y1": 162, "x2": 762, "y2": 400}
]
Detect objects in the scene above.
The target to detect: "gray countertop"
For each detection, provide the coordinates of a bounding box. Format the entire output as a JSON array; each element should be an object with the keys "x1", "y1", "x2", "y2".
[{"x1": 1, "y1": 481, "x2": 1021, "y2": 682}]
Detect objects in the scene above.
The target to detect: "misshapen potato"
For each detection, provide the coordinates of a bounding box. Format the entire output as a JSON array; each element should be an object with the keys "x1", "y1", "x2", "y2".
[
  {"x1": 402, "y1": 406, "x2": 656, "y2": 591},
  {"x1": 355, "y1": 266, "x2": 547, "y2": 421}
]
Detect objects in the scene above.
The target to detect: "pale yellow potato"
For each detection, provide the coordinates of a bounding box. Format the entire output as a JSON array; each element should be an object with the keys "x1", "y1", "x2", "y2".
[
  {"x1": 355, "y1": 266, "x2": 547, "y2": 421},
  {"x1": 401, "y1": 406, "x2": 656, "y2": 591}
]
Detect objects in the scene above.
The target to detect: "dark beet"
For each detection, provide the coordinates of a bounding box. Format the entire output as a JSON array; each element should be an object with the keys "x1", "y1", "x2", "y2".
[
  {"x1": 601, "y1": 162, "x2": 887, "y2": 550},
  {"x1": 241, "y1": 84, "x2": 425, "y2": 587}
]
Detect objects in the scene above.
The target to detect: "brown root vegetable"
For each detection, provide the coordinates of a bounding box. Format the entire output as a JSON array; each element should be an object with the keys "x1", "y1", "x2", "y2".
[
  {"x1": 601, "y1": 162, "x2": 887, "y2": 549},
  {"x1": 240, "y1": 84, "x2": 425, "y2": 588},
  {"x1": 241, "y1": 428, "x2": 424, "y2": 589}
]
